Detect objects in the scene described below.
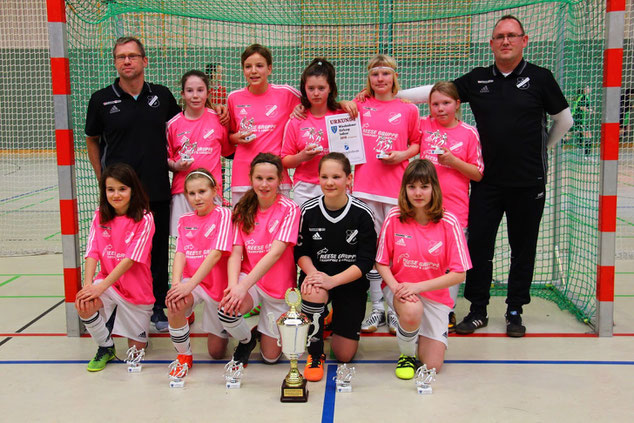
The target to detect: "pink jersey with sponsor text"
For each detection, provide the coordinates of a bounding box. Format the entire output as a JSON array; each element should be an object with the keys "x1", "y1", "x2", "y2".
[
  {"x1": 420, "y1": 116, "x2": 483, "y2": 228},
  {"x1": 281, "y1": 110, "x2": 337, "y2": 185},
  {"x1": 167, "y1": 109, "x2": 231, "y2": 195},
  {"x1": 176, "y1": 206, "x2": 234, "y2": 302},
  {"x1": 85, "y1": 209, "x2": 155, "y2": 305},
  {"x1": 233, "y1": 195, "x2": 300, "y2": 299},
  {"x1": 376, "y1": 207, "x2": 471, "y2": 308},
  {"x1": 228, "y1": 84, "x2": 301, "y2": 189},
  {"x1": 352, "y1": 97, "x2": 421, "y2": 204}
]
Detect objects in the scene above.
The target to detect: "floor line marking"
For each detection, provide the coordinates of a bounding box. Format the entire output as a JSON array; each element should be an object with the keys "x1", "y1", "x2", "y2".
[
  {"x1": 0, "y1": 296, "x2": 64, "y2": 299},
  {"x1": 0, "y1": 299, "x2": 64, "y2": 348},
  {"x1": 0, "y1": 332, "x2": 612, "y2": 338},
  {"x1": 321, "y1": 364, "x2": 337, "y2": 423},
  {"x1": 0, "y1": 275, "x2": 20, "y2": 287}
]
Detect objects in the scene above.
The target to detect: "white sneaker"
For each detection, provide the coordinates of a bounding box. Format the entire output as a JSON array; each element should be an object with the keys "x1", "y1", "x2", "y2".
[
  {"x1": 361, "y1": 309, "x2": 386, "y2": 332},
  {"x1": 387, "y1": 309, "x2": 398, "y2": 335}
]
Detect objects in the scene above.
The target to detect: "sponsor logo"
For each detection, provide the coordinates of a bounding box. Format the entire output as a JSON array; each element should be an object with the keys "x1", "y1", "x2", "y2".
[
  {"x1": 449, "y1": 142, "x2": 463, "y2": 151},
  {"x1": 477, "y1": 80, "x2": 493, "y2": 84},
  {"x1": 102, "y1": 100, "x2": 121, "y2": 106},
  {"x1": 516, "y1": 77, "x2": 530, "y2": 90},
  {"x1": 102, "y1": 230, "x2": 111, "y2": 238},
  {"x1": 147, "y1": 95, "x2": 159, "y2": 108},
  {"x1": 308, "y1": 227, "x2": 325, "y2": 232},
  {"x1": 138, "y1": 331, "x2": 147, "y2": 339},
  {"x1": 245, "y1": 238, "x2": 256, "y2": 245},
  {"x1": 536, "y1": 191, "x2": 544, "y2": 200},
  {"x1": 240, "y1": 108, "x2": 248, "y2": 115},
  {"x1": 317, "y1": 247, "x2": 328, "y2": 255},
  {"x1": 480, "y1": 85, "x2": 490, "y2": 93},
  {"x1": 109, "y1": 105, "x2": 120, "y2": 114},
  {"x1": 395, "y1": 238, "x2": 406, "y2": 246},
  {"x1": 312, "y1": 232, "x2": 322, "y2": 240},
  {"x1": 363, "y1": 110, "x2": 372, "y2": 117},
  {"x1": 186, "y1": 231, "x2": 194, "y2": 238},
  {"x1": 395, "y1": 233, "x2": 412, "y2": 239}
]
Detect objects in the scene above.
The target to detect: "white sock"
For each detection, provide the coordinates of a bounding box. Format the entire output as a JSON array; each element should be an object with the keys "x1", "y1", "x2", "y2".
[
  {"x1": 396, "y1": 324, "x2": 418, "y2": 357},
  {"x1": 81, "y1": 312, "x2": 114, "y2": 348},
  {"x1": 169, "y1": 324, "x2": 192, "y2": 355},
  {"x1": 367, "y1": 270, "x2": 385, "y2": 312},
  {"x1": 218, "y1": 309, "x2": 252, "y2": 344},
  {"x1": 449, "y1": 283, "x2": 460, "y2": 307}
]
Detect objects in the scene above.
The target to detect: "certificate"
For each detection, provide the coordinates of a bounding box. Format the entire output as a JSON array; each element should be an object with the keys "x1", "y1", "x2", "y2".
[{"x1": 325, "y1": 113, "x2": 366, "y2": 165}]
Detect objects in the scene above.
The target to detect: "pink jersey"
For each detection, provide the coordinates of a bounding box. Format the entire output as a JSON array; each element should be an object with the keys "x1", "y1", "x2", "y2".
[
  {"x1": 167, "y1": 109, "x2": 231, "y2": 195},
  {"x1": 352, "y1": 97, "x2": 421, "y2": 204},
  {"x1": 376, "y1": 207, "x2": 471, "y2": 308},
  {"x1": 85, "y1": 209, "x2": 155, "y2": 305},
  {"x1": 233, "y1": 195, "x2": 300, "y2": 299},
  {"x1": 228, "y1": 84, "x2": 301, "y2": 189},
  {"x1": 281, "y1": 110, "x2": 336, "y2": 185},
  {"x1": 420, "y1": 116, "x2": 483, "y2": 228},
  {"x1": 176, "y1": 206, "x2": 234, "y2": 302}
]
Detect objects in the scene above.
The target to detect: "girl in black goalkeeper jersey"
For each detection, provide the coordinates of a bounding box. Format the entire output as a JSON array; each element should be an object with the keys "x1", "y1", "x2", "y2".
[{"x1": 295, "y1": 152, "x2": 377, "y2": 382}]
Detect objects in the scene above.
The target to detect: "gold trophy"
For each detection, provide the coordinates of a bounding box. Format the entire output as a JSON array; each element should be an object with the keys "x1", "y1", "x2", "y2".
[{"x1": 268, "y1": 288, "x2": 319, "y2": 403}]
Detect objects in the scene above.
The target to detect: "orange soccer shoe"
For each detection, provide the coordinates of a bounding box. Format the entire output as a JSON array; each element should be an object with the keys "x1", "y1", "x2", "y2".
[{"x1": 304, "y1": 353, "x2": 326, "y2": 382}]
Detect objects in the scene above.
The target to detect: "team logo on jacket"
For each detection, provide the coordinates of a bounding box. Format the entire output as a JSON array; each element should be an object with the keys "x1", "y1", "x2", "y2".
[
  {"x1": 147, "y1": 95, "x2": 160, "y2": 108},
  {"x1": 265, "y1": 104, "x2": 278, "y2": 117},
  {"x1": 268, "y1": 219, "x2": 280, "y2": 234},
  {"x1": 516, "y1": 77, "x2": 530, "y2": 90},
  {"x1": 125, "y1": 231, "x2": 134, "y2": 244},
  {"x1": 345, "y1": 229, "x2": 358, "y2": 245},
  {"x1": 428, "y1": 240, "x2": 443, "y2": 256}
]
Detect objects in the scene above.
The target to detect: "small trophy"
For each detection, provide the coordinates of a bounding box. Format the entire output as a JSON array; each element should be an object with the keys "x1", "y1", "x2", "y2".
[
  {"x1": 334, "y1": 364, "x2": 355, "y2": 393},
  {"x1": 308, "y1": 143, "x2": 324, "y2": 152},
  {"x1": 428, "y1": 130, "x2": 447, "y2": 155},
  {"x1": 168, "y1": 360, "x2": 189, "y2": 388},
  {"x1": 223, "y1": 360, "x2": 244, "y2": 389},
  {"x1": 125, "y1": 345, "x2": 145, "y2": 373},
  {"x1": 268, "y1": 288, "x2": 320, "y2": 403},
  {"x1": 179, "y1": 139, "x2": 197, "y2": 163},
  {"x1": 429, "y1": 146, "x2": 445, "y2": 155},
  {"x1": 375, "y1": 150, "x2": 389, "y2": 159},
  {"x1": 240, "y1": 117, "x2": 256, "y2": 142},
  {"x1": 414, "y1": 365, "x2": 436, "y2": 395}
]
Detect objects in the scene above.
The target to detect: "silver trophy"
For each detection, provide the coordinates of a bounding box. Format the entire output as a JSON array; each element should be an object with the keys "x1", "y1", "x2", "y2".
[
  {"x1": 239, "y1": 117, "x2": 256, "y2": 141},
  {"x1": 168, "y1": 359, "x2": 190, "y2": 388},
  {"x1": 223, "y1": 360, "x2": 244, "y2": 389},
  {"x1": 268, "y1": 288, "x2": 320, "y2": 402},
  {"x1": 428, "y1": 130, "x2": 447, "y2": 155},
  {"x1": 178, "y1": 139, "x2": 197, "y2": 162},
  {"x1": 308, "y1": 128, "x2": 324, "y2": 152},
  {"x1": 375, "y1": 135, "x2": 393, "y2": 159},
  {"x1": 125, "y1": 345, "x2": 145, "y2": 373},
  {"x1": 414, "y1": 364, "x2": 436, "y2": 394},
  {"x1": 334, "y1": 364, "x2": 355, "y2": 392}
]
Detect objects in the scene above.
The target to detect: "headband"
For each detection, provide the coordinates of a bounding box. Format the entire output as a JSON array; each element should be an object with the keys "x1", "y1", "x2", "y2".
[
  {"x1": 187, "y1": 171, "x2": 216, "y2": 186},
  {"x1": 369, "y1": 66, "x2": 396, "y2": 73}
]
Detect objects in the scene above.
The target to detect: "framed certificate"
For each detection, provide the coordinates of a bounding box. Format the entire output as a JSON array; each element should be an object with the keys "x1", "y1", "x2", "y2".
[{"x1": 325, "y1": 113, "x2": 366, "y2": 165}]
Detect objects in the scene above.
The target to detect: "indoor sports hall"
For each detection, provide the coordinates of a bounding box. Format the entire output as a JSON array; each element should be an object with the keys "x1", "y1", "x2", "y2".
[{"x1": 1, "y1": 1, "x2": 633, "y2": 421}]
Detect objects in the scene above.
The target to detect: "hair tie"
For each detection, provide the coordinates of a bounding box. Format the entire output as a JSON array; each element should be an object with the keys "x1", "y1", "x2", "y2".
[
  {"x1": 187, "y1": 171, "x2": 216, "y2": 187},
  {"x1": 317, "y1": 61, "x2": 322, "y2": 66}
]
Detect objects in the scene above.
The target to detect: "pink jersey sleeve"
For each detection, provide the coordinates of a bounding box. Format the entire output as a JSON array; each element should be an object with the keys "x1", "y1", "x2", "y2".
[
  {"x1": 84, "y1": 210, "x2": 101, "y2": 260},
  {"x1": 442, "y1": 212, "x2": 472, "y2": 272},
  {"x1": 275, "y1": 197, "x2": 300, "y2": 245},
  {"x1": 407, "y1": 102, "x2": 422, "y2": 145},
  {"x1": 212, "y1": 207, "x2": 234, "y2": 253},
  {"x1": 124, "y1": 212, "x2": 155, "y2": 263},
  {"x1": 166, "y1": 113, "x2": 183, "y2": 161},
  {"x1": 464, "y1": 123, "x2": 484, "y2": 174},
  {"x1": 376, "y1": 208, "x2": 399, "y2": 265},
  {"x1": 280, "y1": 117, "x2": 300, "y2": 159}
]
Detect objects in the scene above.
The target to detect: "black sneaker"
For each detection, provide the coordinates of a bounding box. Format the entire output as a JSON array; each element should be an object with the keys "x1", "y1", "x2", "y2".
[
  {"x1": 232, "y1": 332, "x2": 258, "y2": 367},
  {"x1": 505, "y1": 311, "x2": 526, "y2": 338},
  {"x1": 455, "y1": 312, "x2": 488, "y2": 335},
  {"x1": 151, "y1": 307, "x2": 168, "y2": 332},
  {"x1": 448, "y1": 311, "x2": 457, "y2": 333}
]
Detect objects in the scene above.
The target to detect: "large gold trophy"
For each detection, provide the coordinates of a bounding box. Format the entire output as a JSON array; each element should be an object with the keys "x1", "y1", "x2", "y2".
[{"x1": 268, "y1": 288, "x2": 319, "y2": 403}]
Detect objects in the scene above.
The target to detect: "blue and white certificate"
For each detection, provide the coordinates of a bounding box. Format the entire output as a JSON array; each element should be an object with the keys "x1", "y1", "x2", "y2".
[{"x1": 325, "y1": 113, "x2": 366, "y2": 165}]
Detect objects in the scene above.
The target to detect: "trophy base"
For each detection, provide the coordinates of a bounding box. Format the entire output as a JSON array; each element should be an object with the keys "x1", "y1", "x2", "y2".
[
  {"x1": 169, "y1": 379, "x2": 185, "y2": 388},
  {"x1": 417, "y1": 385, "x2": 432, "y2": 395},
  {"x1": 127, "y1": 365, "x2": 142, "y2": 373},
  {"x1": 280, "y1": 379, "x2": 309, "y2": 403}
]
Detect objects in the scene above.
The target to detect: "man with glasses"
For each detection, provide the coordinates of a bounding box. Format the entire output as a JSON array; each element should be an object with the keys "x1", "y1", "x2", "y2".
[
  {"x1": 398, "y1": 15, "x2": 573, "y2": 337},
  {"x1": 85, "y1": 36, "x2": 181, "y2": 332}
]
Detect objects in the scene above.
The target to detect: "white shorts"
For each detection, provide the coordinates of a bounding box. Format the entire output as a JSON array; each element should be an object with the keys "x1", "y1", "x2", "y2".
[
  {"x1": 231, "y1": 186, "x2": 292, "y2": 208},
  {"x1": 291, "y1": 181, "x2": 322, "y2": 207},
  {"x1": 171, "y1": 193, "x2": 224, "y2": 236},
  {"x1": 183, "y1": 281, "x2": 228, "y2": 339},
  {"x1": 246, "y1": 283, "x2": 288, "y2": 339},
  {"x1": 95, "y1": 279, "x2": 152, "y2": 343},
  {"x1": 383, "y1": 286, "x2": 451, "y2": 348},
  {"x1": 362, "y1": 199, "x2": 395, "y2": 235}
]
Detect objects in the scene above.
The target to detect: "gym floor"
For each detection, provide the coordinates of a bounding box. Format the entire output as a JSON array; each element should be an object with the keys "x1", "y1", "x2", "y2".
[{"x1": 0, "y1": 254, "x2": 632, "y2": 422}]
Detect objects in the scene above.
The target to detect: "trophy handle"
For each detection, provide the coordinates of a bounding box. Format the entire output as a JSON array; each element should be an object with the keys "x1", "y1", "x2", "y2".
[
  {"x1": 306, "y1": 313, "x2": 320, "y2": 347},
  {"x1": 267, "y1": 312, "x2": 282, "y2": 347}
]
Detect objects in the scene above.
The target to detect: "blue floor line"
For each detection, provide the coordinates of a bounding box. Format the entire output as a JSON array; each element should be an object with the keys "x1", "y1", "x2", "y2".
[
  {"x1": 321, "y1": 365, "x2": 337, "y2": 423},
  {"x1": 0, "y1": 186, "x2": 56, "y2": 203}
]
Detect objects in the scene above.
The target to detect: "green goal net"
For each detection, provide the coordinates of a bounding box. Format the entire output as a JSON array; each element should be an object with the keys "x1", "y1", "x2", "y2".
[{"x1": 65, "y1": 0, "x2": 603, "y2": 326}]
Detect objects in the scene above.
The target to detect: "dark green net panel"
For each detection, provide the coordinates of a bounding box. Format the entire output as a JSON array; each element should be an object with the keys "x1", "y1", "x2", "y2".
[{"x1": 65, "y1": 0, "x2": 603, "y2": 326}]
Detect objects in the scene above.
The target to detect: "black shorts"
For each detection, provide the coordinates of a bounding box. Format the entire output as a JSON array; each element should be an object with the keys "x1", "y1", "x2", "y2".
[{"x1": 328, "y1": 278, "x2": 369, "y2": 341}]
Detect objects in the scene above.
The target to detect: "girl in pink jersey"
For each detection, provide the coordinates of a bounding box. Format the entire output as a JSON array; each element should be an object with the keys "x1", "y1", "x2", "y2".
[
  {"x1": 376, "y1": 159, "x2": 471, "y2": 379},
  {"x1": 421, "y1": 81, "x2": 483, "y2": 332},
  {"x1": 75, "y1": 163, "x2": 155, "y2": 372},
  {"x1": 165, "y1": 169, "x2": 253, "y2": 381},
  {"x1": 167, "y1": 70, "x2": 232, "y2": 236},
  {"x1": 281, "y1": 58, "x2": 356, "y2": 206},
  {"x1": 221, "y1": 153, "x2": 300, "y2": 365},
  {"x1": 355, "y1": 54, "x2": 422, "y2": 336},
  {"x1": 227, "y1": 44, "x2": 301, "y2": 205}
]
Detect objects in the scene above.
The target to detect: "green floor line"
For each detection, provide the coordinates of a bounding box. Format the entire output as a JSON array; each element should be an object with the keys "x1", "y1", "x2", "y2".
[
  {"x1": 0, "y1": 295, "x2": 64, "y2": 298},
  {"x1": 0, "y1": 274, "x2": 63, "y2": 277},
  {"x1": 44, "y1": 231, "x2": 60, "y2": 240},
  {"x1": 0, "y1": 196, "x2": 57, "y2": 217},
  {"x1": 616, "y1": 272, "x2": 634, "y2": 274},
  {"x1": 616, "y1": 217, "x2": 634, "y2": 227},
  {"x1": 615, "y1": 294, "x2": 634, "y2": 298},
  {"x1": 0, "y1": 275, "x2": 20, "y2": 287}
]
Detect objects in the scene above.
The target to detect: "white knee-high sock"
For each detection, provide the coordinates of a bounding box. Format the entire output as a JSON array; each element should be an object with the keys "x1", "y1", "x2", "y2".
[
  {"x1": 396, "y1": 324, "x2": 418, "y2": 357},
  {"x1": 82, "y1": 312, "x2": 114, "y2": 348},
  {"x1": 169, "y1": 323, "x2": 192, "y2": 355},
  {"x1": 449, "y1": 283, "x2": 460, "y2": 309},
  {"x1": 218, "y1": 309, "x2": 252, "y2": 344},
  {"x1": 367, "y1": 270, "x2": 385, "y2": 311}
]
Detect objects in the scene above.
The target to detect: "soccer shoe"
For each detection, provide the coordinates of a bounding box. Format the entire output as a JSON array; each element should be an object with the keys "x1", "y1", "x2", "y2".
[
  {"x1": 448, "y1": 311, "x2": 457, "y2": 333},
  {"x1": 186, "y1": 311, "x2": 195, "y2": 325},
  {"x1": 304, "y1": 353, "x2": 326, "y2": 382},
  {"x1": 87, "y1": 345, "x2": 116, "y2": 372},
  {"x1": 395, "y1": 354, "x2": 417, "y2": 380},
  {"x1": 151, "y1": 308, "x2": 169, "y2": 332},
  {"x1": 232, "y1": 332, "x2": 258, "y2": 367},
  {"x1": 324, "y1": 308, "x2": 333, "y2": 328},
  {"x1": 455, "y1": 312, "x2": 488, "y2": 335},
  {"x1": 168, "y1": 354, "x2": 193, "y2": 378},
  {"x1": 361, "y1": 309, "x2": 386, "y2": 333},
  {"x1": 387, "y1": 309, "x2": 398, "y2": 335},
  {"x1": 505, "y1": 311, "x2": 526, "y2": 338},
  {"x1": 244, "y1": 304, "x2": 261, "y2": 318}
]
